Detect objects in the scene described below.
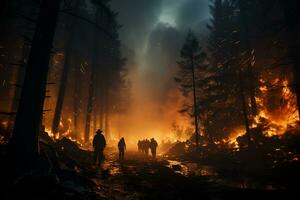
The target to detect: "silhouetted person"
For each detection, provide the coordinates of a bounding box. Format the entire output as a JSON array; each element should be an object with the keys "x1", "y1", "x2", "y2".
[
  {"x1": 141, "y1": 140, "x2": 146, "y2": 154},
  {"x1": 145, "y1": 139, "x2": 150, "y2": 155},
  {"x1": 150, "y1": 138, "x2": 158, "y2": 159},
  {"x1": 93, "y1": 129, "x2": 106, "y2": 165},
  {"x1": 138, "y1": 140, "x2": 142, "y2": 152},
  {"x1": 118, "y1": 137, "x2": 126, "y2": 160}
]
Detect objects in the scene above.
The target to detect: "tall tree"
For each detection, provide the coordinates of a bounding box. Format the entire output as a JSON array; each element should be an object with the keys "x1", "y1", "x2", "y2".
[
  {"x1": 204, "y1": 0, "x2": 250, "y2": 143},
  {"x1": 84, "y1": 0, "x2": 114, "y2": 143},
  {"x1": 9, "y1": 40, "x2": 28, "y2": 129},
  {"x1": 84, "y1": 27, "x2": 99, "y2": 143},
  {"x1": 237, "y1": 0, "x2": 258, "y2": 118},
  {"x1": 281, "y1": 0, "x2": 300, "y2": 119},
  {"x1": 52, "y1": 0, "x2": 81, "y2": 135},
  {"x1": 176, "y1": 31, "x2": 204, "y2": 147},
  {"x1": 9, "y1": 0, "x2": 61, "y2": 167}
]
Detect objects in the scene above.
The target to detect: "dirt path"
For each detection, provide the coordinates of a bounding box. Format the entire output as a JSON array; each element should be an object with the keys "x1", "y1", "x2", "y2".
[
  {"x1": 1, "y1": 148, "x2": 295, "y2": 200},
  {"x1": 89, "y1": 151, "x2": 293, "y2": 200}
]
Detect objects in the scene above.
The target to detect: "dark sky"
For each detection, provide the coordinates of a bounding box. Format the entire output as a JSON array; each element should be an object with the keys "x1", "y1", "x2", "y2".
[{"x1": 110, "y1": 0, "x2": 210, "y2": 50}]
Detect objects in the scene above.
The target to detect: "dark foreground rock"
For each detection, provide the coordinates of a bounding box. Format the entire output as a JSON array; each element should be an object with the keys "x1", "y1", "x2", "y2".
[{"x1": 0, "y1": 137, "x2": 108, "y2": 200}]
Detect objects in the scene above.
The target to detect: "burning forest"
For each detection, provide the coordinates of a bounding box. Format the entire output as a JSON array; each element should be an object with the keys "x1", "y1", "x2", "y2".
[{"x1": 1, "y1": 0, "x2": 300, "y2": 199}]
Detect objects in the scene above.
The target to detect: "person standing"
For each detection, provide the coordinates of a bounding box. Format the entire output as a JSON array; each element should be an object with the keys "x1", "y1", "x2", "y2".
[
  {"x1": 150, "y1": 138, "x2": 158, "y2": 159},
  {"x1": 141, "y1": 140, "x2": 146, "y2": 154},
  {"x1": 145, "y1": 139, "x2": 150, "y2": 155},
  {"x1": 118, "y1": 137, "x2": 126, "y2": 160},
  {"x1": 93, "y1": 129, "x2": 106, "y2": 165},
  {"x1": 137, "y1": 140, "x2": 142, "y2": 152}
]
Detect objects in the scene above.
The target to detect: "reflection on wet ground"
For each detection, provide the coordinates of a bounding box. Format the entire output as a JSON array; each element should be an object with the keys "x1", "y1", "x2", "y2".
[
  {"x1": 101, "y1": 152, "x2": 160, "y2": 177},
  {"x1": 166, "y1": 159, "x2": 251, "y2": 189},
  {"x1": 167, "y1": 160, "x2": 218, "y2": 177},
  {"x1": 92, "y1": 151, "x2": 282, "y2": 199},
  {"x1": 165, "y1": 159, "x2": 282, "y2": 190},
  {"x1": 102, "y1": 159, "x2": 121, "y2": 176}
]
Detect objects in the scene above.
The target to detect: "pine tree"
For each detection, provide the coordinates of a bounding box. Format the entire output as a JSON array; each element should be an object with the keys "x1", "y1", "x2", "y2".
[
  {"x1": 176, "y1": 30, "x2": 206, "y2": 147},
  {"x1": 200, "y1": 0, "x2": 253, "y2": 145}
]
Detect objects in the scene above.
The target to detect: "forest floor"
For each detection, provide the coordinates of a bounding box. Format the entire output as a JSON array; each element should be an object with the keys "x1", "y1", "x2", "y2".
[
  {"x1": 1, "y1": 140, "x2": 299, "y2": 200},
  {"x1": 85, "y1": 151, "x2": 296, "y2": 200}
]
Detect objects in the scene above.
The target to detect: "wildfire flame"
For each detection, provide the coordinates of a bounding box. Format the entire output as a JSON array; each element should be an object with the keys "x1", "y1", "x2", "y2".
[
  {"x1": 228, "y1": 128, "x2": 245, "y2": 148},
  {"x1": 228, "y1": 78, "x2": 299, "y2": 146},
  {"x1": 254, "y1": 78, "x2": 299, "y2": 136},
  {"x1": 44, "y1": 118, "x2": 84, "y2": 148}
]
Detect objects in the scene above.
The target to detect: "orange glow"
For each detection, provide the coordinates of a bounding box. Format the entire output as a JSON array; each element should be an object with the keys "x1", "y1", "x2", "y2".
[
  {"x1": 45, "y1": 118, "x2": 85, "y2": 148},
  {"x1": 254, "y1": 78, "x2": 299, "y2": 136},
  {"x1": 228, "y1": 128, "x2": 245, "y2": 148},
  {"x1": 1, "y1": 120, "x2": 9, "y2": 129},
  {"x1": 228, "y1": 78, "x2": 299, "y2": 146}
]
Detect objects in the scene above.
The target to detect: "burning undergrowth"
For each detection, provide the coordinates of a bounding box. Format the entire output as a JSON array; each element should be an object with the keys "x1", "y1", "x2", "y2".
[{"x1": 227, "y1": 76, "x2": 300, "y2": 147}]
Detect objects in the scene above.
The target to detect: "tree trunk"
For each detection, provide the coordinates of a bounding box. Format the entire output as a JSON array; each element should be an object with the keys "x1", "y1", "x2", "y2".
[
  {"x1": 52, "y1": 25, "x2": 76, "y2": 135},
  {"x1": 104, "y1": 95, "x2": 110, "y2": 140},
  {"x1": 73, "y1": 60, "x2": 80, "y2": 138},
  {"x1": 52, "y1": 1, "x2": 81, "y2": 135},
  {"x1": 238, "y1": 69, "x2": 251, "y2": 147},
  {"x1": 98, "y1": 78, "x2": 105, "y2": 129},
  {"x1": 9, "y1": 41, "x2": 27, "y2": 129},
  {"x1": 0, "y1": 0, "x2": 9, "y2": 35},
  {"x1": 52, "y1": 37, "x2": 71, "y2": 135},
  {"x1": 238, "y1": 0, "x2": 258, "y2": 117},
  {"x1": 283, "y1": 0, "x2": 300, "y2": 120},
  {"x1": 191, "y1": 56, "x2": 199, "y2": 147},
  {"x1": 84, "y1": 28, "x2": 98, "y2": 143},
  {"x1": 93, "y1": 111, "x2": 97, "y2": 134},
  {"x1": 9, "y1": 0, "x2": 61, "y2": 168},
  {"x1": 84, "y1": 72, "x2": 95, "y2": 143},
  {"x1": 99, "y1": 91, "x2": 104, "y2": 128},
  {"x1": 102, "y1": 85, "x2": 110, "y2": 139},
  {"x1": 289, "y1": 32, "x2": 300, "y2": 121}
]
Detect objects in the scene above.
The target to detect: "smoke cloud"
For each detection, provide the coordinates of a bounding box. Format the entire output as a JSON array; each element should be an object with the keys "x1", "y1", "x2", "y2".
[{"x1": 110, "y1": 0, "x2": 210, "y2": 146}]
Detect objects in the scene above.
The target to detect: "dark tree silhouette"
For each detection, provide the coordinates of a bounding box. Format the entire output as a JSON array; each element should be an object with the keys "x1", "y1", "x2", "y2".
[
  {"x1": 282, "y1": 0, "x2": 300, "y2": 120},
  {"x1": 204, "y1": 0, "x2": 252, "y2": 144},
  {"x1": 52, "y1": 0, "x2": 81, "y2": 135},
  {"x1": 9, "y1": 0, "x2": 61, "y2": 168},
  {"x1": 237, "y1": 0, "x2": 258, "y2": 118},
  {"x1": 84, "y1": 27, "x2": 99, "y2": 143},
  {"x1": 176, "y1": 31, "x2": 204, "y2": 147}
]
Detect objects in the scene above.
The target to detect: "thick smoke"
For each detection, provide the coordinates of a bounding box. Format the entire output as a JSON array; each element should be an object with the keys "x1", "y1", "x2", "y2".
[
  {"x1": 110, "y1": 0, "x2": 210, "y2": 146},
  {"x1": 110, "y1": 0, "x2": 163, "y2": 51},
  {"x1": 175, "y1": 0, "x2": 210, "y2": 29}
]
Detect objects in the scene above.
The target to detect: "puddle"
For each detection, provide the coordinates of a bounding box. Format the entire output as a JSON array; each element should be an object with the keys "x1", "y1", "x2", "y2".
[
  {"x1": 101, "y1": 161, "x2": 121, "y2": 176},
  {"x1": 167, "y1": 160, "x2": 218, "y2": 177},
  {"x1": 101, "y1": 153, "x2": 122, "y2": 176}
]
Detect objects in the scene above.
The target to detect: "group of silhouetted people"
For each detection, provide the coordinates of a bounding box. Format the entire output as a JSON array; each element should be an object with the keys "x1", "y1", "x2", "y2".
[
  {"x1": 137, "y1": 138, "x2": 158, "y2": 159},
  {"x1": 92, "y1": 129, "x2": 158, "y2": 166}
]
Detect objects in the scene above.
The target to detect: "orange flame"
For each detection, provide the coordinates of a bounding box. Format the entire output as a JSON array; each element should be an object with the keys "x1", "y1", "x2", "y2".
[
  {"x1": 229, "y1": 78, "x2": 299, "y2": 146},
  {"x1": 254, "y1": 78, "x2": 299, "y2": 136}
]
